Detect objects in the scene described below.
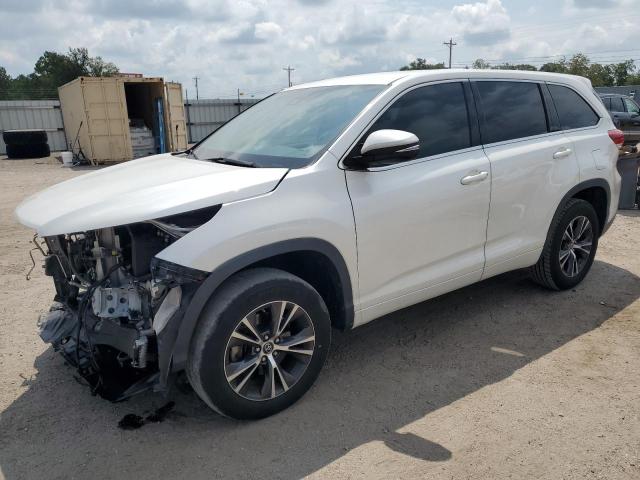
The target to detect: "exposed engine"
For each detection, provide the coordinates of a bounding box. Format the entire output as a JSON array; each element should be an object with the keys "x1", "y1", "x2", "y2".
[{"x1": 35, "y1": 207, "x2": 215, "y2": 401}]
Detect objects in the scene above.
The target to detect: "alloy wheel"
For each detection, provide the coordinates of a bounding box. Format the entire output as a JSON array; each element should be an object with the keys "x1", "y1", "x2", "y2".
[
  {"x1": 559, "y1": 215, "x2": 593, "y2": 278},
  {"x1": 224, "y1": 301, "x2": 316, "y2": 401}
]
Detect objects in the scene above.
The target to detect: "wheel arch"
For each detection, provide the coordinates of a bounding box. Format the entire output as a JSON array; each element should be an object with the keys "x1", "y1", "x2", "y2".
[
  {"x1": 170, "y1": 238, "x2": 354, "y2": 372},
  {"x1": 555, "y1": 178, "x2": 611, "y2": 237}
]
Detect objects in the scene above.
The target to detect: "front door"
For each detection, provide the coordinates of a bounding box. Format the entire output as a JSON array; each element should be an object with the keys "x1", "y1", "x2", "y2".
[{"x1": 345, "y1": 81, "x2": 491, "y2": 320}]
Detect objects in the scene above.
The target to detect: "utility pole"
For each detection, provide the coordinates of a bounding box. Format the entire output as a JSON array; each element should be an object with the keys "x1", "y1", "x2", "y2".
[
  {"x1": 185, "y1": 89, "x2": 192, "y2": 144},
  {"x1": 283, "y1": 65, "x2": 295, "y2": 87},
  {"x1": 193, "y1": 76, "x2": 199, "y2": 100},
  {"x1": 443, "y1": 38, "x2": 457, "y2": 69},
  {"x1": 237, "y1": 88, "x2": 243, "y2": 114}
]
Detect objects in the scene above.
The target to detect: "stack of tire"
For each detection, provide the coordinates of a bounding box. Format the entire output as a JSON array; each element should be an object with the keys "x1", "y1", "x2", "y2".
[{"x1": 3, "y1": 129, "x2": 50, "y2": 159}]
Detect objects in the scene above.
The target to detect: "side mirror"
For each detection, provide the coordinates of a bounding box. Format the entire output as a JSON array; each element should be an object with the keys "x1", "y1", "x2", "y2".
[
  {"x1": 344, "y1": 129, "x2": 419, "y2": 169},
  {"x1": 361, "y1": 129, "x2": 419, "y2": 158},
  {"x1": 631, "y1": 111, "x2": 639, "y2": 118}
]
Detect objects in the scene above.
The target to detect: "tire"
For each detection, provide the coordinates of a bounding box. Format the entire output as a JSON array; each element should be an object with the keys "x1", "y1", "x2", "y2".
[
  {"x1": 530, "y1": 198, "x2": 600, "y2": 290},
  {"x1": 5, "y1": 143, "x2": 50, "y2": 159},
  {"x1": 187, "y1": 267, "x2": 331, "y2": 419},
  {"x1": 3, "y1": 129, "x2": 48, "y2": 146}
]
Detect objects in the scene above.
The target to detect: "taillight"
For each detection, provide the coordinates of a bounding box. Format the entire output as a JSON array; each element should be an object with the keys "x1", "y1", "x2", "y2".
[{"x1": 608, "y1": 129, "x2": 624, "y2": 148}]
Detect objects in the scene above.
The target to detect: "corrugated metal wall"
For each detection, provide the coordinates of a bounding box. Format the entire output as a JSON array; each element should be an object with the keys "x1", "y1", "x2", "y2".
[
  {"x1": 186, "y1": 98, "x2": 259, "y2": 143},
  {"x1": 0, "y1": 98, "x2": 262, "y2": 156},
  {"x1": 0, "y1": 100, "x2": 67, "y2": 154}
]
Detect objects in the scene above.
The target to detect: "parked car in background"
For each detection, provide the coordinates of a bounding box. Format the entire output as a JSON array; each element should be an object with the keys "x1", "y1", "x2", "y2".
[
  {"x1": 599, "y1": 93, "x2": 640, "y2": 144},
  {"x1": 16, "y1": 70, "x2": 622, "y2": 419}
]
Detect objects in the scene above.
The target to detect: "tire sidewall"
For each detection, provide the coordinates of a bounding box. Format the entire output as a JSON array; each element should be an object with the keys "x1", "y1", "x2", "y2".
[
  {"x1": 192, "y1": 272, "x2": 331, "y2": 419},
  {"x1": 549, "y1": 200, "x2": 599, "y2": 289}
]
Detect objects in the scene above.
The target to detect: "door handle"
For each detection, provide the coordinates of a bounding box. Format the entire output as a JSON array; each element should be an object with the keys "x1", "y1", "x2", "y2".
[
  {"x1": 460, "y1": 171, "x2": 488, "y2": 185},
  {"x1": 553, "y1": 148, "x2": 572, "y2": 159}
]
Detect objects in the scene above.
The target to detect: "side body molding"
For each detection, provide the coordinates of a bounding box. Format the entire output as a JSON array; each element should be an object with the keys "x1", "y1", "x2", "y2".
[{"x1": 169, "y1": 238, "x2": 354, "y2": 372}]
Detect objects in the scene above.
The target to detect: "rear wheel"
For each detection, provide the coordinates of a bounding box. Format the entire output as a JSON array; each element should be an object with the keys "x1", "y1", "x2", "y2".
[
  {"x1": 187, "y1": 268, "x2": 331, "y2": 419},
  {"x1": 530, "y1": 198, "x2": 599, "y2": 290}
]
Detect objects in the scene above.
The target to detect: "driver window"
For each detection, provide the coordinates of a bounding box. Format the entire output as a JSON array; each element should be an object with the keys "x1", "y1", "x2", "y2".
[{"x1": 370, "y1": 82, "x2": 471, "y2": 159}]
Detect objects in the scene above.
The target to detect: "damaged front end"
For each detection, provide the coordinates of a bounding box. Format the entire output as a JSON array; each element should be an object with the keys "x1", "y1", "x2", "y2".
[{"x1": 36, "y1": 212, "x2": 212, "y2": 401}]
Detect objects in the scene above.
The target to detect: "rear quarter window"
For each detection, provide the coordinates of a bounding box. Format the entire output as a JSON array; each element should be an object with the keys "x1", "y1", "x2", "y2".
[
  {"x1": 548, "y1": 84, "x2": 600, "y2": 130},
  {"x1": 474, "y1": 81, "x2": 548, "y2": 144}
]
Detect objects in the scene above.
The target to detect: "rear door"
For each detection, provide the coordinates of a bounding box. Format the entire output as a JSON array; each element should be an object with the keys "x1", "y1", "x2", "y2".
[
  {"x1": 164, "y1": 82, "x2": 188, "y2": 151},
  {"x1": 473, "y1": 80, "x2": 580, "y2": 279},
  {"x1": 81, "y1": 77, "x2": 131, "y2": 162}
]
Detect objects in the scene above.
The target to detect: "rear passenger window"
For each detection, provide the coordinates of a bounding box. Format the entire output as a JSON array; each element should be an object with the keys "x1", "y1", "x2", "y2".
[
  {"x1": 475, "y1": 81, "x2": 548, "y2": 144},
  {"x1": 602, "y1": 97, "x2": 612, "y2": 110},
  {"x1": 548, "y1": 84, "x2": 600, "y2": 130},
  {"x1": 370, "y1": 82, "x2": 471, "y2": 159},
  {"x1": 609, "y1": 96, "x2": 625, "y2": 112}
]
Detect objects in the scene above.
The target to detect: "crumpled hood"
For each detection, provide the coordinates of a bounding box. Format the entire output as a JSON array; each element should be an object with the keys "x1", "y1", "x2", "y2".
[{"x1": 15, "y1": 153, "x2": 288, "y2": 236}]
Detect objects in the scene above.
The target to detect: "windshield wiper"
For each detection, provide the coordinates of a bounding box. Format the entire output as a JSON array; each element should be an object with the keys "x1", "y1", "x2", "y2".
[{"x1": 207, "y1": 157, "x2": 258, "y2": 168}]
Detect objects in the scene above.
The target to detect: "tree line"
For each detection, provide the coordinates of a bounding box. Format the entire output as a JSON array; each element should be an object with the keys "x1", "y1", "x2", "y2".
[
  {"x1": 0, "y1": 48, "x2": 119, "y2": 100},
  {"x1": 400, "y1": 53, "x2": 640, "y2": 86}
]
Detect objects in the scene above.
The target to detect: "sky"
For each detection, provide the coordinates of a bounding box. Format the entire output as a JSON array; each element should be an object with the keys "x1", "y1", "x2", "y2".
[{"x1": 0, "y1": 0, "x2": 639, "y2": 98}]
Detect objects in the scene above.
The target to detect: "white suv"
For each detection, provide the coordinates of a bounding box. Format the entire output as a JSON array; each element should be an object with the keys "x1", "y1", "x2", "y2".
[{"x1": 16, "y1": 70, "x2": 621, "y2": 419}]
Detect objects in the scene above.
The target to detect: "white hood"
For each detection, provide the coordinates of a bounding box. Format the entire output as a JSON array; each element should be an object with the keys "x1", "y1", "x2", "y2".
[{"x1": 15, "y1": 154, "x2": 288, "y2": 236}]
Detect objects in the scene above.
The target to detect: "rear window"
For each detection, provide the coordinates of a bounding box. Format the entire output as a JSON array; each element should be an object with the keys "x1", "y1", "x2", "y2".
[
  {"x1": 475, "y1": 81, "x2": 548, "y2": 144},
  {"x1": 548, "y1": 84, "x2": 600, "y2": 130}
]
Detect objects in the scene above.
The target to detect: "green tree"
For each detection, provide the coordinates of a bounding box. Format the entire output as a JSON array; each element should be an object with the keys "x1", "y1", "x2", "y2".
[
  {"x1": 88, "y1": 55, "x2": 119, "y2": 77},
  {"x1": 0, "y1": 66, "x2": 11, "y2": 100},
  {"x1": 5, "y1": 47, "x2": 119, "y2": 99},
  {"x1": 626, "y1": 73, "x2": 640, "y2": 85},
  {"x1": 567, "y1": 54, "x2": 590, "y2": 77},
  {"x1": 472, "y1": 58, "x2": 491, "y2": 69},
  {"x1": 588, "y1": 63, "x2": 614, "y2": 87},
  {"x1": 34, "y1": 50, "x2": 85, "y2": 89},
  {"x1": 400, "y1": 58, "x2": 446, "y2": 70},
  {"x1": 540, "y1": 58, "x2": 568, "y2": 73},
  {"x1": 611, "y1": 60, "x2": 635, "y2": 86},
  {"x1": 493, "y1": 63, "x2": 538, "y2": 71}
]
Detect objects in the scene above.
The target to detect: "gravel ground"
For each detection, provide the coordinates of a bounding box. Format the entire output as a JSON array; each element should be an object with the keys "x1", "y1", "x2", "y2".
[{"x1": 0, "y1": 157, "x2": 639, "y2": 480}]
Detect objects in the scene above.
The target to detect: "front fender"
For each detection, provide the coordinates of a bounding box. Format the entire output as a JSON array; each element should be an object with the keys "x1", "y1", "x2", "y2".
[{"x1": 167, "y1": 238, "x2": 354, "y2": 372}]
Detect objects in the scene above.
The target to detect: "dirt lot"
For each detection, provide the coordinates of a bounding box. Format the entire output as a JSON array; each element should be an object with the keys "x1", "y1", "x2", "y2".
[{"x1": 0, "y1": 157, "x2": 639, "y2": 480}]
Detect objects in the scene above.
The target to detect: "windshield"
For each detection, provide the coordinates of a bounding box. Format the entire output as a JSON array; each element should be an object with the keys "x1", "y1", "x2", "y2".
[{"x1": 192, "y1": 85, "x2": 384, "y2": 168}]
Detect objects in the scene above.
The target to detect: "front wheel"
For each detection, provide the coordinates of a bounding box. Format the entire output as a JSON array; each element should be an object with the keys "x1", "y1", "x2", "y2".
[
  {"x1": 187, "y1": 268, "x2": 331, "y2": 419},
  {"x1": 530, "y1": 198, "x2": 599, "y2": 290}
]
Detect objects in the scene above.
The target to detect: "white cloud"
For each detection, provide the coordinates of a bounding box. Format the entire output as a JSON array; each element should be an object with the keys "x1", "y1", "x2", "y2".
[
  {"x1": 0, "y1": 0, "x2": 638, "y2": 98},
  {"x1": 452, "y1": 0, "x2": 511, "y2": 45},
  {"x1": 254, "y1": 22, "x2": 283, "y2": 40}
]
